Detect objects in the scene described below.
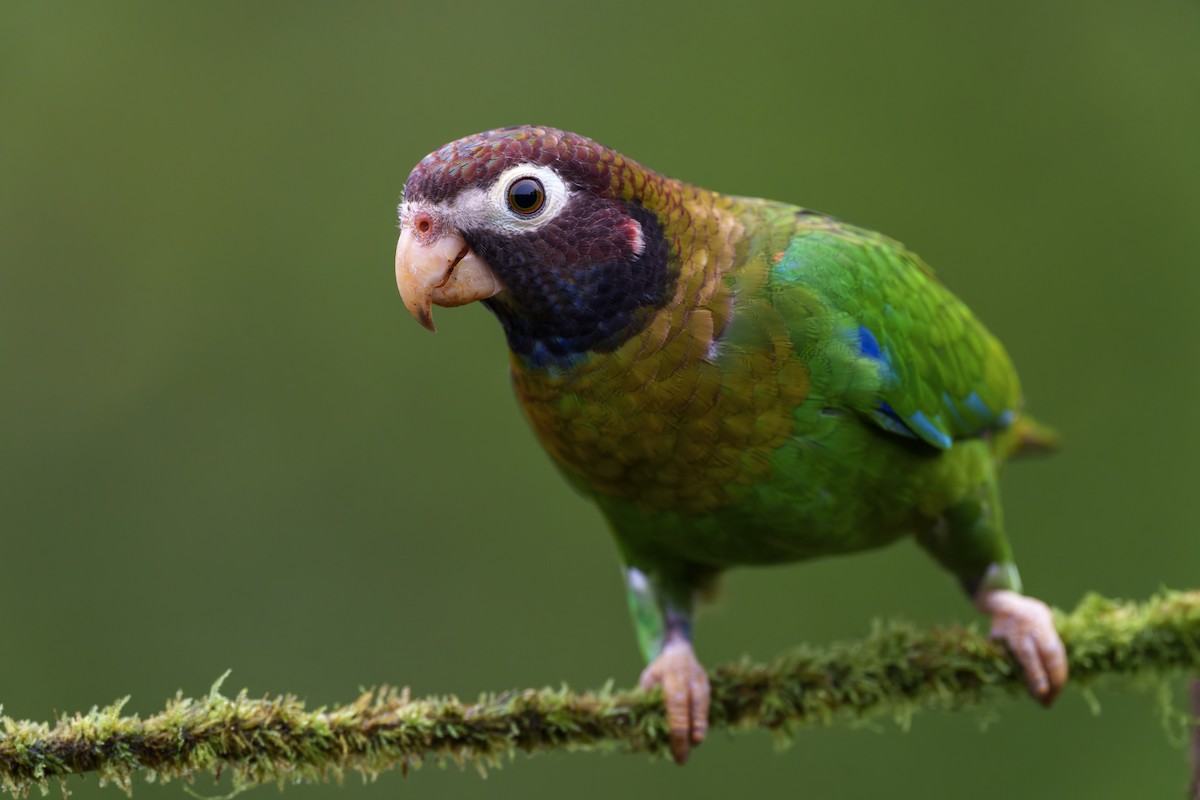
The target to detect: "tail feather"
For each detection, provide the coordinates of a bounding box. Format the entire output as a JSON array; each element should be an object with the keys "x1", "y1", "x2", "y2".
[{"x1": 1004, "y1": 414, "x2": 1062, "y2": 460}]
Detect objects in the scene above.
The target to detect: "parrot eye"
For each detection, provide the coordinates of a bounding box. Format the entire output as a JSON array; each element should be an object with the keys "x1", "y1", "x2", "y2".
[{"x1": 506, "y1": 177, "x2": 545, "y2": 216}]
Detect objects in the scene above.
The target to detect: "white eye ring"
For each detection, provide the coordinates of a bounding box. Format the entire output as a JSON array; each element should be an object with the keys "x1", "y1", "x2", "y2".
[
  {"x1": 422, "y1": 162, "x2": 572, "y2": 235},
  {"x1": 485, "y1": 163, "x2": 570, "y2": 231}
]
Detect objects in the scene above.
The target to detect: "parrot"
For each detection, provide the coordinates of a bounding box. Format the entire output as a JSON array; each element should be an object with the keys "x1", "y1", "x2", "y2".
[{"x1": 393, "y1": 125, "x2": 1067, "y2": 764}]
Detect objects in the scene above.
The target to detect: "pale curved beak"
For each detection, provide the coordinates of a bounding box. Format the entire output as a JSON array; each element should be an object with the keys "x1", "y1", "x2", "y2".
[{"x1": 394, "y1": 228, "x2": 505, "y2": 332}]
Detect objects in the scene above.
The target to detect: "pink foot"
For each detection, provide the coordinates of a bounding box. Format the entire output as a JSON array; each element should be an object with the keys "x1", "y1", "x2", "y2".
[
  {"x1": 975, "y1": 588, "x2": 1069, "y2": 706},
  {"x1": 639, "y1": 638, "x2": 711, "y2": 764}
]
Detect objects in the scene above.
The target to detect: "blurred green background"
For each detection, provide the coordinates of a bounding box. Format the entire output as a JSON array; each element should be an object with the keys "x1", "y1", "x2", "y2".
[{"x1": 3, "y1": 1, "x2": 1199, "y2": 797}]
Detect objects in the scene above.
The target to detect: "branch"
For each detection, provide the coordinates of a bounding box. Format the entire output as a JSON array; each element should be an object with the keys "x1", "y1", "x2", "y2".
[{"x1": 2, "y1": 590, "x2": 1198, "y2": 796}]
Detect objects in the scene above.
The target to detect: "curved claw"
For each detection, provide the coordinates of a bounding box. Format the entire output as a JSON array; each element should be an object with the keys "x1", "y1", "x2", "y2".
[
  {"x1": 975, "y1": 589, "x2": 1068, "y2": 706},
  {"x1": 639, "y1": 638, "x2": 710, "y2": 764}
]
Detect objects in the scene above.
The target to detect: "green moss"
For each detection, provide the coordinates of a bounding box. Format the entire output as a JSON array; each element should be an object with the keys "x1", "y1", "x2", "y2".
[{"x1": 1, "y1": 590, "x2": 1198, "y2": 796}]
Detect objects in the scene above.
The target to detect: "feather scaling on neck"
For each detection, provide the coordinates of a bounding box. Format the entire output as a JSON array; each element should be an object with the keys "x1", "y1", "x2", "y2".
[{"x1": 508, "y1": 180, "x2": 813, "y2": 516}]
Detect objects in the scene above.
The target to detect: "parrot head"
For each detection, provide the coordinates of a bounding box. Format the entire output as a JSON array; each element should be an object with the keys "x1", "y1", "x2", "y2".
[{"x1": 395, "y1": 126, "x2": 675, "y2": 365}]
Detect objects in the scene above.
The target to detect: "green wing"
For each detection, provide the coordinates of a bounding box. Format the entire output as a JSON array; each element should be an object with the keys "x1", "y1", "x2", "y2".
[{"x1": 769, "y1": 214, "x2": 1021, "y2": 449}]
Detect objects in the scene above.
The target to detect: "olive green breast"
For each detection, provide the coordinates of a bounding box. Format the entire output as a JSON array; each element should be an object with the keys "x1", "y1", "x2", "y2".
[{"x1": 509, "y1": 190, "x2": 810, "y2": 516}]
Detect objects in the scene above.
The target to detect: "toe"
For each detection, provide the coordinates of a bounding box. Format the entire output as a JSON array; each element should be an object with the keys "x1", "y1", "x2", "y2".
[
  {"x1": 1011, "y1": 633, "x2": 1051, "y2": 702},
  {"x1": 689, "y1": 668, "x2": 710, "y2": 745},
  {"x1": 1036, "y1": 627, "x2": 1069, "y2": 707},
  {"x1": 661, "y1": 666, "x2": 693, "y2": 763}
]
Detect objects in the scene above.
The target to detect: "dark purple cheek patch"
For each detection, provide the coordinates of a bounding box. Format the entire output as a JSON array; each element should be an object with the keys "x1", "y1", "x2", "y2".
[{"x1": 471, "y1": 200, "x2": 674, "y2": 367}]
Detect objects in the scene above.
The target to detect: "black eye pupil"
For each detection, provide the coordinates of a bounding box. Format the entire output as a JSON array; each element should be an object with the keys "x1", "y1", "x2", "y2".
[{"x1": 508, "y1": 177, "x2": 544, "y2": 214}]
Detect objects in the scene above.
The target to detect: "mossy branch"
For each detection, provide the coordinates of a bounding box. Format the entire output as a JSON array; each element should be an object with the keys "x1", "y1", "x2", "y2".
[{"x1": 3, "y1": 590, "x2": 1199, "y2": 796}]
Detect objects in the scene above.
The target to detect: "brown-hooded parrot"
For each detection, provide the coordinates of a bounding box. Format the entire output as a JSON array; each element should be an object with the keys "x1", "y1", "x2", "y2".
[{"x1": 393, "y1": 125, "x2": 1067, "y2": 763}]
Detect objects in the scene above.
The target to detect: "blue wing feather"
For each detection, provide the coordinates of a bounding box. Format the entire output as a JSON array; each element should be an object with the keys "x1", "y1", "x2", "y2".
[{"x1": 773, "y1": 221, "x2": 1022, "y2": 451}]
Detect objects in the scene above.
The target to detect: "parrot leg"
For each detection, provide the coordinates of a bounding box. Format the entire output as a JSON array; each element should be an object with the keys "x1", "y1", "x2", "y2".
[
  {"x1": 915, "y1": 470, "x2": 1068, "y2": 705},
  {"x1": 974, "y1": 581, "x2": 1068, "y2": 706},
  {"x1": 623, "y1": 564, "x2": 712, "y2": 764}
]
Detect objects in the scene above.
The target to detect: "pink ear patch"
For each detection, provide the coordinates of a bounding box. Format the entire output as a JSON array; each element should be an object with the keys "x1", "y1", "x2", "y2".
[{"x1": 623, "y1": 218, "x2": 645, "y2": 256}]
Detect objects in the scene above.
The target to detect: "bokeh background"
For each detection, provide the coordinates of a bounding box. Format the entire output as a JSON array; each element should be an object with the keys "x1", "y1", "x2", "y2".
[{"x1": 3, "y1": 1, "x2": 1199, "y2": 797}]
